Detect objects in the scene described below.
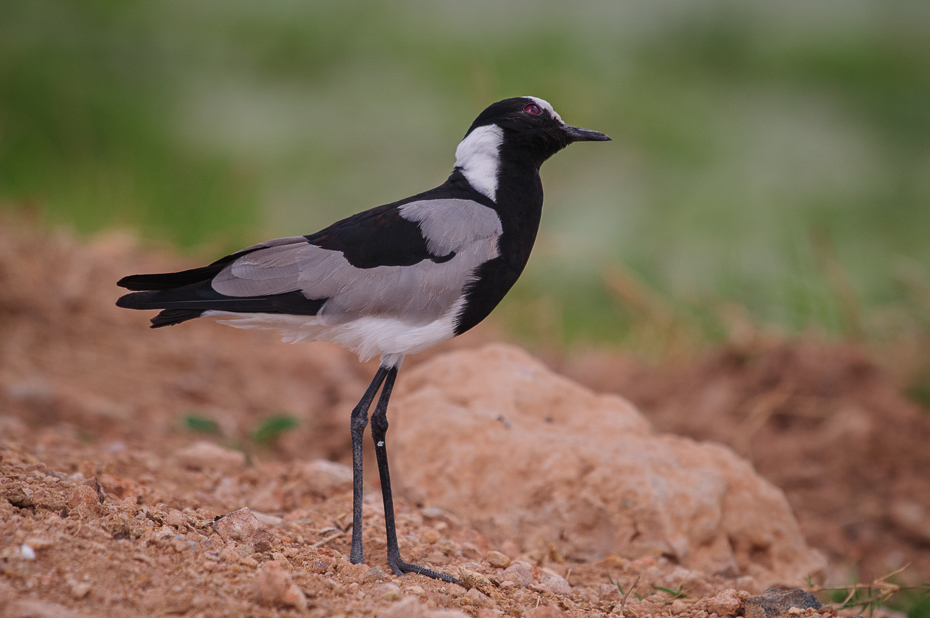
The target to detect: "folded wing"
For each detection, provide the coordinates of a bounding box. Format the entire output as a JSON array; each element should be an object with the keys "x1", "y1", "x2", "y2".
[{"x1": 116, "y1": 198, "x2": 503, "y2": 331}]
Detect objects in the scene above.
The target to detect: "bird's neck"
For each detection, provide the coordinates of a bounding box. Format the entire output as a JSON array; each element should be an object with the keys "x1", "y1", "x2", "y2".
[
  {"x1": 493, "y1": 155, "x2": 544, "y2": 270},
  {"x1": 454, "y1": 125, "x2": 505, "y2": 202},
  {"x1": 453, "y1": 124, "x2": 545, "y2": 242},
  {"x1": 450, "y1": 125, "x2": 548, "y2": 283},
  {"x1": 446, "y1": 158, "x2": 544, "y2": 337}
]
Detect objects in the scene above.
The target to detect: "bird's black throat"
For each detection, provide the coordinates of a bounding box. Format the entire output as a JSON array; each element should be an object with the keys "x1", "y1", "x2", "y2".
[{"x1": 453, "y1": 150, "x2": 546, "y2": 336}]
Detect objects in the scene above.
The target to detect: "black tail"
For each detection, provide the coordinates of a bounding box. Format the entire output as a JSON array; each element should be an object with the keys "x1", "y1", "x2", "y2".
[
  {"x1": 116, "y1": 254, "x2": 233, "y2": 327},
  {"x1": 118, "y1": 253, "x2": 241, "y2": 327},
  {"x1": 116, "y1": 281, "x2": 230, "y2": 328},
  {"x1": 117, "y1": 279, "x2": 326, "y2": 329}
]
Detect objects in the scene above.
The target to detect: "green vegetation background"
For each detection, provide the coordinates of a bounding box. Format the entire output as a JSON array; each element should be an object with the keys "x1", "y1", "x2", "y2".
[{"x1": 2, "y1": 0, "x2": 929, "y2": 348}]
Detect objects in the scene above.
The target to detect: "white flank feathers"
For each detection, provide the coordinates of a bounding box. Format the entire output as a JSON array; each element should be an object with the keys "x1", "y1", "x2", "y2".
[{"x1": 203, "y1": 296, "x2": 466, "y2": 367}]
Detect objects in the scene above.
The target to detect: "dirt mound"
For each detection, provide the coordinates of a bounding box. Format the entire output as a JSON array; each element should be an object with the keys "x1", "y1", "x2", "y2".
[
  {"x1": 393, "y1": 344, "x2": 825, "y2": 586},
  {"x1": 563, "y1": 341, "x2": 930, "y2": 582}
]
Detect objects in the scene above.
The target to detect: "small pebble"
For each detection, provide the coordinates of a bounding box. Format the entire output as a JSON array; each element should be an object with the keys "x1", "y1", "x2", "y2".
[
  {"x1": 421, "y1": 507, "x2": 444, "y2": 519},
  {"x1": 486, "y1": 551, "x2": 511, "y2": 568},
  {"x1": 536, "y1": 568, "x2": 571, "y2": 595},
  {"x1": 464, "y1": 587, "x2": 493, "y2": 607},
  {"x1": 24, "y1": 538, "x2": 52, "y2": 551},
  {"x1": 381, "y1": 596, "x2": 424, "y2": 618},
  {"x1": 364, "y1": 566, "x2": 386, "y2": 582},
  {"x1": 421, "y1": 529, "x2": 441, "y2": 544},
  {"x1": 220, "y1": 545, "x2": 239, "y2": 563},
  {"x1": 213, "y1": 508, "x2": 274, "y2": 553},
  {"x1": 67, "y1": 485, "x2": 101, "y2": 512},
  {"x1": 254, "y1": 562, "x2": 308, "y2": 610},
  {"x1": 375, "y1": 583, "x2": 402, "y2": 601},
  {"x1": 175, "y1": 441, "x2": 245, "y2": 474},
  {"x1": 339, "y1": 562, "x2": 369, "y2": 580},
  {"x1": 252, "y1": 511, "x2": 283, "y2": 526},
  {"x1": 270, "y1": 552, "x2": 289, "y2": 564},
  {"x1": 165, "y1": 509, "x2": 187, "y2": 529},
  {"x1": 501, "y1": 562, "x2": 534, "y2": 587},
  {"x1": 459, "y1": 568, "x2": 495, "y2": 596},
  {"x1": 20, "y1": 544, "x2": 36, "y2": 560},
  {"x1": 707, "y1": 589, "x2": 742, "y2": 616},
  {"x1": 70, "y1": 581, "x2": 92, "y2": 599}
]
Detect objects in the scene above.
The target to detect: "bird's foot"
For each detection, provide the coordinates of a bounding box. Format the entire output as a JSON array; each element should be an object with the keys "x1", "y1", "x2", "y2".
[{"x1": 389, "y1": 556, "x2": 461, "y2": 585}]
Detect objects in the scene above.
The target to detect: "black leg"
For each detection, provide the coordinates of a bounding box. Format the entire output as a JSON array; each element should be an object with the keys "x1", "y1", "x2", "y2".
[
  {"x1": 349, "y1": 367, "x2": 389, "y2": 565},
  {"x1": 370, "y1": 367, "x2": 461, "y2": 585}
]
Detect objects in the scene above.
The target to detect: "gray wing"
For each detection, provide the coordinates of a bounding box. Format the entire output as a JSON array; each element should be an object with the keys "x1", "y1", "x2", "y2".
[{"x1": 211, "y1": 199, "x2": 503, "y2": 325}]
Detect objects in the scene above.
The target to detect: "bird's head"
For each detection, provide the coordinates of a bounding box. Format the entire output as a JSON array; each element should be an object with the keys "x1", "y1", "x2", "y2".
[
  {"x1": 464, "y1": 96, "x2": 609, "y2": 162},
  {"x1": 454, "y1": 96, "x2": 609, "y2": 201}
]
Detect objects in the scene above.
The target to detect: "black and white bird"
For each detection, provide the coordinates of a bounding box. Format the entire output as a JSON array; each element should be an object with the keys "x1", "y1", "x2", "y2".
[{"x1": 117, "y1": 96, "x2": 609, "y2": 583}]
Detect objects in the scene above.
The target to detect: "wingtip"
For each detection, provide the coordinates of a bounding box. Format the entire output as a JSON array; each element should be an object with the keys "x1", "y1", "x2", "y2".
[
  {"x1": 115, "y1": 291, "x2": 147, "y2": 309},
  {"x1": 150, "y1": 308, "x2": 205, "y2": 328}
]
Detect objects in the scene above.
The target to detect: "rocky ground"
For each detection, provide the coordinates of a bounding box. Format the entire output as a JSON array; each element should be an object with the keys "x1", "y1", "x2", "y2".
[{"x1": 1, "y1": 219, "x2": 929, "y2": 617}]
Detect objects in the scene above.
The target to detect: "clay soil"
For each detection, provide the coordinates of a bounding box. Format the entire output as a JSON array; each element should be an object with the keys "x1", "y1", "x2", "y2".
[{"x1": 1, "y1": 220, "x2": 929, "y2": 617}]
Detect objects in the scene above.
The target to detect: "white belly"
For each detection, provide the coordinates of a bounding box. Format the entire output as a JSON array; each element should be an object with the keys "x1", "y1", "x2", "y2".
[{"x1": 204, "y1": 296, "x2": 464, "y2": 366}]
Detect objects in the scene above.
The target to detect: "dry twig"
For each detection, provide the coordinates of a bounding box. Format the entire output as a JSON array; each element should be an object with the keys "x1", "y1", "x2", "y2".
[{"x1": 806, "y1": 565, "x2": 930, "y2": 616}]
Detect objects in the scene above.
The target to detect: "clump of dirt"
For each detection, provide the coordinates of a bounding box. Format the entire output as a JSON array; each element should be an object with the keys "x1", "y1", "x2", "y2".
[{"x1": 1, "y1": 218, "x2": 927, "y2": 615}]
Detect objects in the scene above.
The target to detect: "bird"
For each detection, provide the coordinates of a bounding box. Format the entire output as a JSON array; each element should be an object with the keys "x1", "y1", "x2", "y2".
[{"x1": 116, "y1": 96, "x2": 609, "y2": 583}]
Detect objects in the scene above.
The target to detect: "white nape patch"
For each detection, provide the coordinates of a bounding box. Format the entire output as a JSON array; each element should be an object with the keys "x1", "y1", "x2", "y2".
[
  {"x1": 203, "y1": 295, "x2": 466, "y2": 365},
  {"x1": 454, "y1": 124, "x2": 504, "y2": 202},
  {"x1": 525, "y1": 96, "x2": 563, "y2": 124}
]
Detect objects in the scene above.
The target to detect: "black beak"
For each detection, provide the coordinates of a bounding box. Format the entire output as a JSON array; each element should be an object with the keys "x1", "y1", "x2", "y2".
[{"x1": 564, "y1": 125, "x2": 611, "y2": 143}]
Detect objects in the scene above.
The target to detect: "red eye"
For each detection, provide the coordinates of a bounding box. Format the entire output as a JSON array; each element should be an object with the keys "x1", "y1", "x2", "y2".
[{"x1": 524, "y1": 103, "x2": 542, "y2": 115}]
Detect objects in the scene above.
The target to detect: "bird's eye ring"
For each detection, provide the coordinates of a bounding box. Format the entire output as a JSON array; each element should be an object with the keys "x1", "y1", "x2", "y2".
[{"x1": 524, "y1": 103, "x2": 542, "y2": 115}]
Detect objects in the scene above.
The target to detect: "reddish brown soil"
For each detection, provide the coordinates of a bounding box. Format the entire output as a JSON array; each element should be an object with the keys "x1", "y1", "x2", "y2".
[
  {"x1": 1, "y1": 219, "x2": 928, "y2": 616},
  {"x1": 561, "y1": 341, "x2": 930, "y2": 584}
]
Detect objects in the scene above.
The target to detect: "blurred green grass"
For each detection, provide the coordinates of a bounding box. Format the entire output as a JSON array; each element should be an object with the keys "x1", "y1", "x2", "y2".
[{"x1": 2, "y1": 0, "x2": 930, "y2": 351}]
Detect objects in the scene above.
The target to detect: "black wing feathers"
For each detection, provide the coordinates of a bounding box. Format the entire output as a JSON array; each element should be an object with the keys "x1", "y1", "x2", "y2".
[
  {"x1": 305, "y1": 204, "x2": 453, "y2": 269},
  {"x1": 150, "y1": 309, "x2": 205, "y2": 328}
]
